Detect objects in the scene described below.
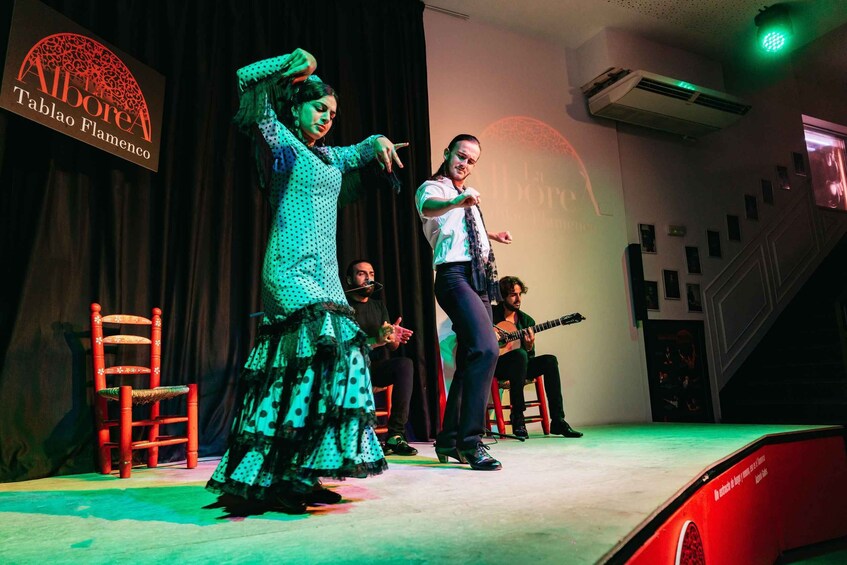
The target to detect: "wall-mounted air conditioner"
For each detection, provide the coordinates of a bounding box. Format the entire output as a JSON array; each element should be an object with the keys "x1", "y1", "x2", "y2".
[{"x1": 581, "y1": 68, "x2": 752, "y2": 137}]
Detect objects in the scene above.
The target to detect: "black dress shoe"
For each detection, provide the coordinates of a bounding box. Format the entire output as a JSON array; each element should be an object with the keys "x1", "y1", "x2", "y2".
[
  {"x1": 269, "y1": 492, "x2": 308, "y2": 514},
  {"x1": 205, "y1": 494, "x2": 269, "y2": 517},
  {"x1": 512, "y1": 424, "x2": 529, "y2": 439},
  {"x1": 305, "y1": 483, "x2": 343, "y2": 505},
  {"x1": 384, "y1": 435, "x2": 419, "y2": 456},
  {"x1": 458, "y1": 442, "x2": 502, "y2": 471},
  {"x1": 550, "y1": 419, "x2": 583, "y2": 438},
  {"x1": 435, "y1": 444, "x2": 467, "y2": 464}
]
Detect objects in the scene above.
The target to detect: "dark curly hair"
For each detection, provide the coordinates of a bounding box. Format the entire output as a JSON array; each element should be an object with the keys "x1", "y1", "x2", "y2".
[
  {"x1": 498, "y1": 276, "x2": 528, "y2": 298},
  {"x1": 276, "y1": 77, "x2": 338, "y2": 133},
  {"x1": 233, "y1": 74, "x2": 339, "y2": 191}
]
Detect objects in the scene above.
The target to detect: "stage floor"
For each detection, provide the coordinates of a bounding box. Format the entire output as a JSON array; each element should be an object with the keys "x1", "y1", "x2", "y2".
[{"x1": 0, "y1": 423, "x2": 838, "y2": 564}]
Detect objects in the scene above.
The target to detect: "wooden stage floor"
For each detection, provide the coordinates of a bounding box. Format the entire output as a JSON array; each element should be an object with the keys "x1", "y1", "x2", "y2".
[{"x1": 0, "y1": 423, "x2": 843, "y2": 564}]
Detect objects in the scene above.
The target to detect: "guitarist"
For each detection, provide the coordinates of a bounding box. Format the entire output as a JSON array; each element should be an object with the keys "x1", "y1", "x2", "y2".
[{"x1": 492, "y1": 276, "x2": 583, "y2": 439}]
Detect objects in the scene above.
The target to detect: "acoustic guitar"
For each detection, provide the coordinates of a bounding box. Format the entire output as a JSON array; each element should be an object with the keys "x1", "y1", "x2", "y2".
[{"x1": 494, "y1": 312, "x2": 586, "y2": 356}]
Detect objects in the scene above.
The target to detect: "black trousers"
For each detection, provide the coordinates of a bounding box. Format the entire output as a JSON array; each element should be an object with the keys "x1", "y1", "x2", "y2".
[
  {"x1": 494, "y1": 349, "x2": 566, "y2": 423},
  {"x1": 434, "y1": 262, "x2": 499, "y2": 449},
  {"x1": 370, "y1": 356, "x2": 414, "y2": 438}
]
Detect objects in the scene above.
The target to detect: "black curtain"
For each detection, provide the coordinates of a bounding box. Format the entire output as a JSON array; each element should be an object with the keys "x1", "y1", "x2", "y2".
[{"x1": 0, "y1": 0, "x2": 439, "y2": 482}]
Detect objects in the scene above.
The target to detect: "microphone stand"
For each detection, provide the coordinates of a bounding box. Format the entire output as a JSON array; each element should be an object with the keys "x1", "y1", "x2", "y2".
[
  {"x1": 484, "y1": 426, "x2": 526, "y2": 442},
  {"x1": 344, "y1": 279, "x2": 384, "y2": 293}
]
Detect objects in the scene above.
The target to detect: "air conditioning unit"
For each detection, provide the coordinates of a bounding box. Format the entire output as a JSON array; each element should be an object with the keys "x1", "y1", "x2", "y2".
[{"x1": 582, "y1": 68, "x2": 752, "y2": 137}]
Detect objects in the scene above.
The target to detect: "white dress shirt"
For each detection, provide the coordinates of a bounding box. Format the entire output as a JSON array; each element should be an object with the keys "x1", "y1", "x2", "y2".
[{"x1": 416, "y1": 176, "x2": 491, "y2": 267}]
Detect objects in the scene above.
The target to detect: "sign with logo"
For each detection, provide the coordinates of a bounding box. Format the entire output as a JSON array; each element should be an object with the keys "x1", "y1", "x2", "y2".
[{"x1": 0, "y1": 0, "x2": 165, "y2": 171}]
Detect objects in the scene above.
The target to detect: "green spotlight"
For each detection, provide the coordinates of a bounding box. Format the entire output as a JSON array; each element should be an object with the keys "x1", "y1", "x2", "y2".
[{"x1": 755, "y1": 4, "x2": 793, "y2": 53}]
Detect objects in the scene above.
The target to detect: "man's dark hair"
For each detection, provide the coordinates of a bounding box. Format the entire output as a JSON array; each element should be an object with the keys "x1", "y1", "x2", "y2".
[
  {"x1": 345, "y1": 258, "x2": 372, "y2": 282},
  {"x1": 498, "y1": 276, "x2": 528, "y2": 298},
  {"x1": 429, "y1": 134, "x2": 481, "y2": 179}
]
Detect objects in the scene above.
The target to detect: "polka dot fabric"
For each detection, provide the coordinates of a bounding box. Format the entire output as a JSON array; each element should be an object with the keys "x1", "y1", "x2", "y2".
[{"x1": 206, "y1": 57, "x2": 386, "y2": 501}]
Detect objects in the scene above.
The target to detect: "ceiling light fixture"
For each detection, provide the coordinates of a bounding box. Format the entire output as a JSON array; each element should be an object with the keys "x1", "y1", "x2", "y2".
[{"x1": 754, "y1": 4, "x2": 793, "y2": 53}]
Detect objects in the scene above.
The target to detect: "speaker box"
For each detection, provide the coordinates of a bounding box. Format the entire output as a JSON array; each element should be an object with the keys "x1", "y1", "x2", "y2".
[{"x1": 627, "y1": 243, "x2": 647, "y2": 322}]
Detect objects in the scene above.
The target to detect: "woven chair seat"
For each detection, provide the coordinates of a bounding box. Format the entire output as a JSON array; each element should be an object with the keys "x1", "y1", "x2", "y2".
[
  {"x1": 496, "y1": 375, "x2": 540, "y2": 388},
  {"x1": 97, "y1": 385, "x2": 190, "y2": 405}
]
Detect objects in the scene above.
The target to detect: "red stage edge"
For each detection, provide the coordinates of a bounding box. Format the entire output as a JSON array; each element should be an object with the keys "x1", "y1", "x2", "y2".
[{"x1": 606, "y1": 427, "x2": 847, "y2": 564}]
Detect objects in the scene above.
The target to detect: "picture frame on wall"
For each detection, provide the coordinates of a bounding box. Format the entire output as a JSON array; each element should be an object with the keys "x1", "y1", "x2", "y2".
[
  {"x1": 745, "y1": 194, "x2": 759, "y2": 220},
  {"x1": 807, "y1": 129, "x2": 847, "y2": 212},
  {"x1": 663, "y1": 269, "x2": 680, "y2": 300},
  {"x1": 777, "y1": 165, "x2": 791, "y2": 190},
  {"x1": 727, "y1": 214, "x2": 741, "y2": 241},
  {"x1": 684, "y1": 246, "x2": 701, "y2": 274},
  {"x1": 686, "y1": 283, "x2": 703, "y2": 313},
  {"x1": 643, "y1": 320, "x2": 713, "y2": 423},
  {"x1": 792, "y1": 151, "x2": 807, "y2": 176},
  {"x1": 761, "y1": 178, "x2": 774, "y2": 205},
  {"x1": 639, "y1": 223, "x2": 657, "y2": 253},
  {"x1": 645, "y1": 280, "x2": 660, "y2": 311},
  {"x1": 707, "y1": 229, "x2": 722, "y2": 258}
]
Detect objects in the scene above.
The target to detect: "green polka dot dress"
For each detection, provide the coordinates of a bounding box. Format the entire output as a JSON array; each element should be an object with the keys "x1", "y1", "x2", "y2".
[{"x1": 207, "y1": 57, "x2": 387, "y2": 501}]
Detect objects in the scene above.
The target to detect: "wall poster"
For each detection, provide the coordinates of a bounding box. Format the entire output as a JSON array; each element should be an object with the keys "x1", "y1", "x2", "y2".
[{"x1": 644, "y1": 319, "x2": 713, "y2": 422}]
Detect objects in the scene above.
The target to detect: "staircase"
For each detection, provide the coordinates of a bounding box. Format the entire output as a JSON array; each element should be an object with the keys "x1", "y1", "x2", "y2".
[{"x1": 720, "y1": 233, "x2": 847, "y2": 424}]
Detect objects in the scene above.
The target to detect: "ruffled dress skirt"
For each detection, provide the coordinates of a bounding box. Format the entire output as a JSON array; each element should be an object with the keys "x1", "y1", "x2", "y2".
[{"x1": 206, "y1": 302, "x2": 387, "y2": 500}]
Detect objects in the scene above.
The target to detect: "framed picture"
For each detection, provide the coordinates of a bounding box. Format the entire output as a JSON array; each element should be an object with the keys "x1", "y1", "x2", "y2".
[
  {"x1": 745, "y1": 194, "x2": 759, "y2": 220},
  {"x1": 643, "y1": 320, "x2": 713, "y2": 423},
  {"x1": 639, "y1": 223, "x2": 657, "y2": 253},
  {"x1": 761, "y1": 178, "x2": 774, "y2": 205},
  {"x1": 707, "y1": 229, "x2": 722, "y2": 258},
  {"x1": 645, "y1": 280, "x2": 660, "y2": 311},
  {"x1": 685, "y1": 246, "x2": 701, "y2": 274},
  {"x1": 776, "y1": 165, "x2": 791, "y2": 190},
  {"x1": 727, "y1": 214, "x2": 741, "y2": 241},
  {"x1": 686, "y1": 283, "x2": 703, "y2": 313},
  {"x1": 792, "y1": 151, "x2": 807, "y2": 176},
  {"x1": 663, "y1": 269, "x2": 680, "y2": 300},
  {"x1": 807, "y1": 129, "x2": 847, "y2": 212}
]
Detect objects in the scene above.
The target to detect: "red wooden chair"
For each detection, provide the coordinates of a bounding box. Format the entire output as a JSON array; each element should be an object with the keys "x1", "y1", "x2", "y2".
[
  {"x1": 435, "y1": 341, "x2": 448, "y2": 427},
  {"x1": 486, "y1": 375, "x2": 551, "y2": 436},
  {"x1": 90, "y1": 303, "x2": 198, "y2": 478},
  {"x1": 372, "y1": 384, "x2": 393, "y2": 436}
]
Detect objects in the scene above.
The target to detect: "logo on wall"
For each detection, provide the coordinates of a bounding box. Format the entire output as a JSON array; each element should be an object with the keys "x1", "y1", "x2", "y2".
[
  {"x1": 476, "y1": 116, "x2": 599, "y2": 235},
  {"x1": 0, "y1": 0, "x2": 165, "y2": 171},
  {"x1": 675, "y1": 520, "x2": 706, "y2": 565}
]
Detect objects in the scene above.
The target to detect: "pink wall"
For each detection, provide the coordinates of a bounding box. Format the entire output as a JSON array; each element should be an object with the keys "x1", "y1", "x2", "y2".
[
  {"x1": 424, "y1": 10, "x2": 847, "y2": 425},
  {"x1": 425, "y1": 10, "x2": 651, "y2": 425}
]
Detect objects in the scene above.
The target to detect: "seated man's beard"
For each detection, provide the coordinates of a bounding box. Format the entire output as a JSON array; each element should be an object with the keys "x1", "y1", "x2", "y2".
[{"x1": 353, "y1": 285, "x2": 375, "y2": 298}]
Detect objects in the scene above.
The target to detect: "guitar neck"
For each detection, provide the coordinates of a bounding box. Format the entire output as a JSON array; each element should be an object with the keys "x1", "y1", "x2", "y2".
[
  {"x1": 531, "y1": 318, "x2": 564, "y2": 333},
  {"x1": 500, "y1": 313, "x2": 584, "y2": 344}
]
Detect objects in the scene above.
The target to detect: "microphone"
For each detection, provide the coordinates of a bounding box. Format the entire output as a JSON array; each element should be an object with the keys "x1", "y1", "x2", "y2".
[{"x1": 345, "y1": 279, "x2": 384, "y2": 293}]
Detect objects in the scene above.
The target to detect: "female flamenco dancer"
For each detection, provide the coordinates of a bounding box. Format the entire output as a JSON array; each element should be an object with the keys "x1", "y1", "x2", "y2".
[{"x1": 206, "y1": 48, "x2": 407, "y2": 514}]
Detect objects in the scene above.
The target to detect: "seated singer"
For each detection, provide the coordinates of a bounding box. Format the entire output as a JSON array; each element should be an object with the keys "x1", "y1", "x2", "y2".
[
  {"x1": 346, "y1": 259, "x2": 418, "y2": 456},
  {"x1": 493, "y1": 276, "x2": 583, "y2": 439}
]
